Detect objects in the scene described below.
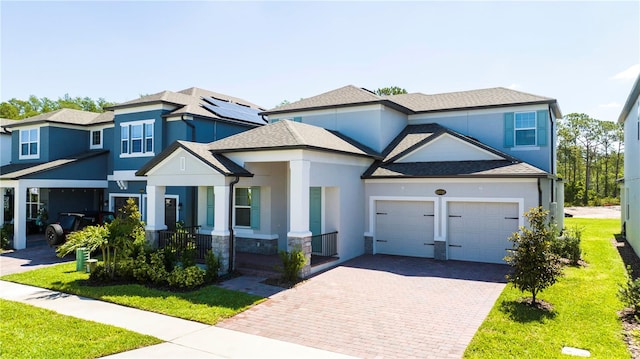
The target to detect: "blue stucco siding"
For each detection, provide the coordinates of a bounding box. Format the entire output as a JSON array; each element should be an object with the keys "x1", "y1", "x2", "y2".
[
  {"x1": 47, "y1": 127, "x2": 88, "y2": 159},
  {"x1": 20, "y1": 152, "x2": 108, "y2": 180}
]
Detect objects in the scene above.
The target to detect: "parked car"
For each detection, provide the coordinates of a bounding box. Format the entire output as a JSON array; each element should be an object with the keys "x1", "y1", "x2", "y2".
[{"x1": 45, "y1": 211, "x2": 115, "y2": 246}]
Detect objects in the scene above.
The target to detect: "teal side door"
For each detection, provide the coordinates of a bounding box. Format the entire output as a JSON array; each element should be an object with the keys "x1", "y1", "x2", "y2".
[{"x1": 309, "y1": 187, "x2": 322, "y2": 253}]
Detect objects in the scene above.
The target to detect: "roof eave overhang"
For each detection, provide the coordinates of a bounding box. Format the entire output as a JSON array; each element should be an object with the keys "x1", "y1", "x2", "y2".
[
  {"x1": 212, "y1": 145, "x2": 382, "y2": 160},
  {"x1": 618, "y1": 75, "x2": 640, "y2": 123},
  {"x1": 362, "y1": 173, "x2": 551, "y2": 180},
  {"x1": 261, "y1": 100, "x2": 413, "y2": 116},
  {"x1": 412, "y1": 100, "x2": 561, "y2": 118},
  {"x1": 106, "y1": 99, "x2": 184, "y2": 111}
]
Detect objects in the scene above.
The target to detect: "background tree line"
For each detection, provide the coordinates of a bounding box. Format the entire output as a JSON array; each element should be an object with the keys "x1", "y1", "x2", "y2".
[
  {"x1": 558, "y1": 113, "x2": 624, "y2": 206},
  {"x1": 0, "y1": 95, "x2": 115, "y2": 119}
]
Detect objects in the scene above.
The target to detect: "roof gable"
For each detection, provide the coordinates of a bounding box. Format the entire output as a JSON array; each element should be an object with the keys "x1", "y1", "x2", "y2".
[
  {"x1": 207, "y1": 120, "x2": 380, "y2": 159},
  {"x1": 397, "y1": 133, "x2": 503, "y2": 163}
]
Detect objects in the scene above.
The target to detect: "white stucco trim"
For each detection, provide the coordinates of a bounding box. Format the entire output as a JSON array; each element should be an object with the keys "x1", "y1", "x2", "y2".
[
  {"x1": 108, "y1": 170, "x2": 146, "y2": 181},
  {"x1": 0, "y1": 179, "x2": 107, "y2": 189},
  {"x1": 166, "y1": 115, "x2": 193, "y2": 122},
  {"x1": 268, "y1": 104, "x2": 385, "y2": 120},
  {"x1": 408, "y1": 104, "x2": 549, "y2": 122},
  {"x1": 113, "y1": 103, "x2": 177, "y2": 115},
  {"x1": 365, "y1": 177, "x2": 538, "y2": 184}
]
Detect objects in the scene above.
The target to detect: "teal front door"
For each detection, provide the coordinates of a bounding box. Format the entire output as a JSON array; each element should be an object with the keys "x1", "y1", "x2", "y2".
[{"x1": 309, "y1": 187, "x2": 322, "y2": 253}]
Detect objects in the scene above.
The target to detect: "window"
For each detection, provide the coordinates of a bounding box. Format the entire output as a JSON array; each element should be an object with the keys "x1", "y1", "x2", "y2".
[
  {"x1": 120, "y1": 120, "x2": 154, "y2": 157},
  {"x1": 26, "y1": 188, "x2": 39, "y2": 219},
  {"x1": 235, "y1": 188, "x2": 252, "y2": 227},
  {"x1": 19, "y1": 128, "x2": 39, "y2": 159},
  {"x1": 514, "y1": 112, "x2": 536, "y2": 146},
  {"x1": 90, "y1": 130, "x2": 102, "y2": 149},
  {"x1": 206, "y1": 187, "x2": 215, "y2": 227},
  {"x1": 234, "y1": 187, "x2": 260, "y2": 229}
]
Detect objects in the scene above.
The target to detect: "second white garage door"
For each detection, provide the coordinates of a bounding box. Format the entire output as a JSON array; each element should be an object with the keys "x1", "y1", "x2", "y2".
[
  {"x1": 448, "y1": 202, "x2": 519, "y2": 264},
  {"x1": 375, "y1": 201, "x2": 435, "y2": 258}
]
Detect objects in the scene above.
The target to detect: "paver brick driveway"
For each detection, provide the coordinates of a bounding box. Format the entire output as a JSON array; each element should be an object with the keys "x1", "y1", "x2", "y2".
[{"x1": 218, "y1": 254, "x2": 508, "y2": 359}]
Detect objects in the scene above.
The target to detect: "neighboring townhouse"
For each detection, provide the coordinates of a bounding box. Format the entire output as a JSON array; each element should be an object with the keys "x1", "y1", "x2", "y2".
[
  {"x1": 137, "y1": 85, "x2": 563, "y2": 276},
  {"x1": 619, "y1": 74, "x2": 640, "y2": 253},
  {"x1": 0, "y1": 87, "x2": 267, "y2": 250},
  {"x1": 0, "y1": 118, "x2": 20, "y2": 166}
]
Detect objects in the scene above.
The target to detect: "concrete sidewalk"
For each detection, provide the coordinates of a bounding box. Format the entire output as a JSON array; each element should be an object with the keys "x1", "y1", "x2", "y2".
[{"x1": 0, "y1": 280, "x2": 356, "y2": 359}]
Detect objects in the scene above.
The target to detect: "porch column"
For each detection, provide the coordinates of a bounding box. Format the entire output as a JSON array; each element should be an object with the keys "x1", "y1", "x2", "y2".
[
  {"x1": 145, "y1": 185, "x2": 167, "y2": 248},
  {"x1": 13, "y1": 183, "x2": 26, "y2": 250},
  {"x1": 288, "y1": 160, "x2": 312, "y2": 277},
  {"x1": 211, "y1": 185, "x2": 230, "y2": 274}
]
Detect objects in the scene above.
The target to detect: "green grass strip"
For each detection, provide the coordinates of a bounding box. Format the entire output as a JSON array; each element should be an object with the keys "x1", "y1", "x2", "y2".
[
  {"x1": 0, "y1": 299, "x2": 161, "y2": 359},
  {"x1": 464, "y1": 218, "x2": 629, "y2": 358},
  {"x1": 1, "y1": 262, "x2": 264, "y2": 324}
]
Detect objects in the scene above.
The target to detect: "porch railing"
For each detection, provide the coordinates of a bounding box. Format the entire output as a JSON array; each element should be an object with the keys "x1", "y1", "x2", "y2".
[
  {"x1": 311, "y1": 231, "x2": 338, "y2": 257},
  {"x1": 158, "y1": 226, "x2": 211, "y2": 264}
]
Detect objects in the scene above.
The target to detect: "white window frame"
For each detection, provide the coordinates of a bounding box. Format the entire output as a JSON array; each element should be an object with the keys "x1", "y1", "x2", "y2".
[
  {"x1": 19, "y1": 127, "x2": 40, "y2": 159},
  {"x1": 119, "y1": 119, "x2": 155, "y2": 158},
  {"x1": 234, "y1": 187, "x2": 252, "y2": 228},
  {"x1": 90, "y1": 129, "x2": 103, "y2": 149},
  {"x1": 26, "y1": 187, "x2": 40, "y2": 220},
  {"x1": 514, "y1": 111, "x2": 537, "y2": 147}
]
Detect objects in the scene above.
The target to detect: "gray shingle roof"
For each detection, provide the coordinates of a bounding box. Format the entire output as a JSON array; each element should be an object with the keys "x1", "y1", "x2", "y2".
[
  {"x1": 2, "y1": 109, "x2": 114, "y2": 128},
  {"x1": 136, "y1": 141, "x2": 252, "y2": 177},
  {"x1": 264, "y1": 85, "x2": 561, "y2": 118},
  {"x1": 0, "y1": 118, "x2": 19, "y2": 133},
  {"x1": 207, "y1": 120, "x2": 381, "y2": 159},
  {"x1": 389, "y1": 87, "x2": 556, "y2": 112},
  {"x1": 362, "y1": 123, "x2": 549, "y2": 178},
  {"x1": 108, "y1": 87, "x2": 267, "y2": 125},
  {"x1": 0, "y1": 150, "x2": 109, "y2": 179}
]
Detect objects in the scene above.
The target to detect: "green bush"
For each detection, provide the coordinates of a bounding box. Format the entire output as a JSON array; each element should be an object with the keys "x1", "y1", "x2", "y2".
[
  {"x1": 0, "y1": 224, "x2": 13, "y2": 250},
  {"x1": 277, "y1": 246, "x2": 307, "y2": 283},
  {"x1": 167, "y1": 266, "x2": 205, "y2": 289},
  {"x1": 205, "y1": 250, "x2": 221, "y2": 283},
  {"x1": 551, "y1": 226, "x2": 583, "y2": 264},
  {"x1": 619, "y1": 266, "x2": 640, "y2": 315}
]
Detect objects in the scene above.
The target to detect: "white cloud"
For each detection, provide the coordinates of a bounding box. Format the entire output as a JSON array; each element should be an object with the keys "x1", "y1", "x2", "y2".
[
  {"x1": 611, "y1": 64, "x2": 640, "y2": 80},
  {"x1": 599, "y1": 102, "x2": 622, "y2": 108},
  {"x1": 507, "y1": 83, "x2": 521, "y2": 90}
]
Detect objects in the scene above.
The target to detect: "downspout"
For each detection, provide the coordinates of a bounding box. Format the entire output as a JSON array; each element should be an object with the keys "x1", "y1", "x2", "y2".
[
  {"x1": 537, "y1": 178, "x2": 542, "y2": 207},
  {"x1": 181, "y1": 115, "x2": 197, "y2": 226},
  {"x1": 228, "y1": 175, "x2": 240, "y2": 273}
]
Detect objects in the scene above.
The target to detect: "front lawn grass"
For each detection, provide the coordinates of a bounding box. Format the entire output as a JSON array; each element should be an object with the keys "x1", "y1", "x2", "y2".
[
  {"x1": 464, "y1": 218, "x2": 629, "y2": 358},
  {"x1": 1, "y1": 262, "x2": 264, "y2": 324},
  {"x1": 0, "y1": 299, "x2": 161, "y2": 359}
]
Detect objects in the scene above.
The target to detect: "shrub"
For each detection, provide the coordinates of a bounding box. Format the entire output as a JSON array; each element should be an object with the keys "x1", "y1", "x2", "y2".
[
  {"x1": 276, "y1": 246, "x2": 307, "y2": 283},
  {"x1": 205, "y1": 250, "x2": 222, "y2": 283},
  {"x1": 551, "y1": 226, "x2": 583, "y2": 264},
  {"x1": 619, "y1": 266, "x2": 640, "y2": 315},
  {"x1": 0, "y1": 224, "x2": 13, "y2": 250},
  {"x1": 505, "y1": 207, "x2": 564, "y2": 305},
  {"x1": 167, "y1": 266, "x2": 205, "y2": 289}
]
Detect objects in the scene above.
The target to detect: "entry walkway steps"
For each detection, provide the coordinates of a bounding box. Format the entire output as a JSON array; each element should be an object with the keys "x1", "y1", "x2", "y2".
[{"x1": 0, "y1": 280, "x2": 356, "y2": 359}]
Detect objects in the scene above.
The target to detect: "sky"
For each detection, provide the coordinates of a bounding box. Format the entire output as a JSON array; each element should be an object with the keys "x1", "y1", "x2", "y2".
[{"x1": 1, "y1": 1, "x2": 639, "y2": 122}]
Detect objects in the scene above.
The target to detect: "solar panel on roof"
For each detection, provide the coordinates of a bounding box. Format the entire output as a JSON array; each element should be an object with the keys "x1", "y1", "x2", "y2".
[
  {"x1": 203, "y1": 97, "x2": 261, "y2": 116},
  {"x1": 201, "y1": 103, "x2": 266, "y2": 125}
]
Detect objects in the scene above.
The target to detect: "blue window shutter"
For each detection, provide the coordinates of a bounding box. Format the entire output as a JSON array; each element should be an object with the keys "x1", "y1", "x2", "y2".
[
  {"x1": 536, "y1": 110, "x2": 548, "y2": 146},
  {"x1": 504, "y1": 113, "x2": 514, "y2": 147},
  {"x1": 206, "y1": 187, "x2": 214, "y2": 227},
  {"x1": 250, "y1": 186, "x2": 260, "y2": 230},
  {"x1": 293, "y1": 116, "x2": 302, "y2": 123}
]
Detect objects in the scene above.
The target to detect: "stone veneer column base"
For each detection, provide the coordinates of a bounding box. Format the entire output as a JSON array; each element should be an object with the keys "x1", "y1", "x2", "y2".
[
  {"x1": 364, "y1": 235, "x2": 373, "y2": 255},
  {"x1": 288, "y1": 236, "x2": 312, "y2": 278},
  {"x1": 212, "y1": 235, "x2": 230, "y2": 275},
  {"x1": 145, "y1": 230, "x2": 160, "y2": 250},
  {"x1": 434, "y1": 241, "x2": 447, "y2": 261}
]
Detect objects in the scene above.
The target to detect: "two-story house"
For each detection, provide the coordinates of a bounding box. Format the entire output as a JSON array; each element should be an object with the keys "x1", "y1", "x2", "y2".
[
  {"x1": 619, "y1": 74, "x2": 640, "y2": 254},
  {"x1": 0, "y1": 87, "x2": 267, "y2": 250},
  {"x1": 137, "y1": 85, "x2": 563, "y2": 276}
]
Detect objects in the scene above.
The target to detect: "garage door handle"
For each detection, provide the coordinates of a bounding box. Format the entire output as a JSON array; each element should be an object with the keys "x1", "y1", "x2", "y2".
[
  {"x1": 376, "y1": 212, "x2": 387, "y2": 215},
  {"x1": 424, "y1": 214, "x2": 434, "y2": 217},
  {"x1": 424, "y1": 243, "x2": 434, "y2": 246},
  {"x1": 505, "y1": 217, "x2": 519, "y2": 220},
  {"x1": 448, "y1": 215, "x2": 462, "y2": 218},
  {"x1": 376, "y1": 240, "x2": 388, "y2": 243},
  {"x1": 449, "y1": 244, "x2": 462, "y2": 247}
]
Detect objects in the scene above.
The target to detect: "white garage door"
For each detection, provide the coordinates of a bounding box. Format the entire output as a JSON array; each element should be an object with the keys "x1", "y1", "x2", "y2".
[
  {"x1": 448, "y1": 202, "x2": 519, "y2": 264},
  {"x1": 375, "y1": 201, "x2": 435, "y2": 258}
]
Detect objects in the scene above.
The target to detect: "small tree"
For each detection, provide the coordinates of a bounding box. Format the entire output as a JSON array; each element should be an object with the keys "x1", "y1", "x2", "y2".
[
  {"x1": 505, "y1": 207, "x2": 563, "y2": 305},
  {"x1": 106, "y1": 198, "x2": 146, "y2": 278}
]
